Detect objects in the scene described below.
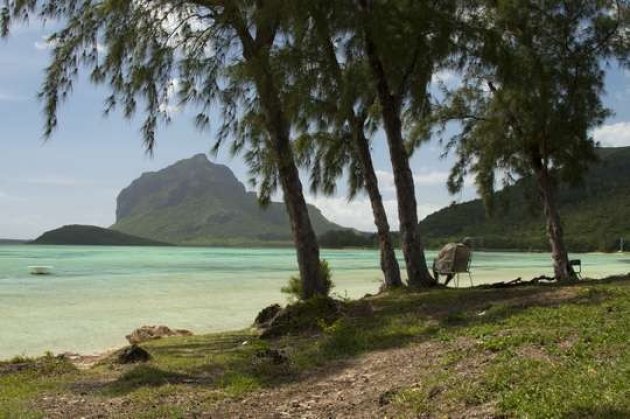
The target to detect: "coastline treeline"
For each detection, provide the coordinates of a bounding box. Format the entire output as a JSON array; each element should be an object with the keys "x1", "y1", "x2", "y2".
[{"x1": 2, "y1": 0, "x2": 628, "y2": 296}]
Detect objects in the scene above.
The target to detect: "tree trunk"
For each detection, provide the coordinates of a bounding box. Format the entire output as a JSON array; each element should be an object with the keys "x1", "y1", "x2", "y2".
[
  {"x1": 311, "y1": 13, "x2": 402, "y2": 290},
  {"x1": 233, "y1": 16, "x2": 325, "y2": 299},
  {"x1": 260, "y1": 84, "x2": 325, "y2": 299},
  {"x1": 275, "y1": 133, "x2": 327, "y2": 298},
  {"x1": 362, "y1": 35, "x2": 434, "y2": 288},
  {"x1": 534, "y1": 166, "x2": 575, "y2": 281},
  {"x1": 352, "y1": 118, "x2": 403, "y2": 289}
]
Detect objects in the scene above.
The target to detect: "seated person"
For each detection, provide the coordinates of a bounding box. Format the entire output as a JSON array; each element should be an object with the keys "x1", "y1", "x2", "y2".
[{"x1": 432, "y1": 238, "x2": 472, "y2": 286}]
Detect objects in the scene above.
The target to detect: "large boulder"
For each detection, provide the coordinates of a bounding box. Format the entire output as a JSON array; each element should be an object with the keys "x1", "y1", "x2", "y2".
[
  {"x1": 259, "y1": 297, "x2": 344, "y2": 339},
  {"x1": 254, "y1": 304, "x2": 283, "y2": 328},
  {"x1": 126, "y1": 325, "x2": 193, "y2": 344},
  {"x1": 117, "y1": 345, "x2": 151, "y2": 364}
]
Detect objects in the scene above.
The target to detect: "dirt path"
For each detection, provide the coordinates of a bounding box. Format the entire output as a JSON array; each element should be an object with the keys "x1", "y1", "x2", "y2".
[{"x1": 204, "y1": 338, "x2": 492, "y2": 418}]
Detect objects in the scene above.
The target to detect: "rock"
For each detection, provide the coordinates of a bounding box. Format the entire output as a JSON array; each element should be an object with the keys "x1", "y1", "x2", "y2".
[
  {"x1": 254, "y1": 304, "x2": 282, "y2": 328},
  {"x1": 126, "y1": 325, "x2": 193, "y2": 344},
  {"x1": 112, "y1": 154, "x2": 341, "y2": 245},
  {"x1": 260, "y1": 297, "x2": 343, "y2": 339},
  {"x1": 117, "y1": 345, "x2": 151, "y2": 364},
  {"x1": 255, "y1": 348, "x2": 289, "y2": 365}
]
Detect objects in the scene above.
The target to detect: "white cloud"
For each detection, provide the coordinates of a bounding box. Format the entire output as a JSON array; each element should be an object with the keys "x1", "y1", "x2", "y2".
[
  {"x1": 34, "y1": 35, "x2": 59, "y2": 50},
  {"x1": 431, "y1": 69, "x2": 459, "y2": 86},
  {"x1": 35, "y1": 35, "x2": 105, "y2": 52},
  {"x1": 414, "y1": 171, "x2": 450, "y2": 185},
  {"x1": 306, "y1": 194, "x2": 442, "y2": 231},
  {"x1": 159, "y1": 78, "x2": 181, "y2": 115},
  {"x1": 376, "y1": 169, "x2": 451, "y2": 190},
  {"x1": 593, "y1": 122, "x2": 630, "y2": 147}
]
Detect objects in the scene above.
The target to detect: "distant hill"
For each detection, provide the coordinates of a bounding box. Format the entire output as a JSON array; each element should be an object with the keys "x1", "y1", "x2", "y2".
[
  {"x1": 0, "y1": 239, "x2": 26, "y2": 245},
  {"x1": 111, "y1": 154, "x2": 342, "y2": 245},
  {"x1": 32, "y1": 225, "x2": 172, "y2": 246},
  {"x1": 419, "y1": 146, "x2": 630, "y2": 252}
]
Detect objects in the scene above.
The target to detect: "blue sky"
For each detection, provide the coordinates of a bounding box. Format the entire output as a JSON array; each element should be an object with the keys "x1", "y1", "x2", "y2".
[{"x1": 1, "y1": 25, "x2": 630, "y2": 239}]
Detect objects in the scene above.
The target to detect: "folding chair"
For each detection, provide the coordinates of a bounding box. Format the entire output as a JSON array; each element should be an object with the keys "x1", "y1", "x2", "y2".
[
  {"x1": 453, "y1": 249, "x2": 473, "y2": 288},
  {"x1": 433, "y1": 244, "x2": 473, "y2": 287},
  {"x1": 569, "y1": 259, "x2": 582, "y2": 280}
]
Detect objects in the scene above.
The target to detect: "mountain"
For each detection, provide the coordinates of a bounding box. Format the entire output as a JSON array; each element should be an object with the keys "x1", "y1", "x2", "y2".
[
  {"x1": 31, "y1": 225, "x2": 171, "y2": 246},
  {"x1": 0, "y1": 239, "x2": 26, "y2": 245},
  {"x1": 419, "y1": 146, "x2": 630, "y2": 252},
  {"x1": 111, "y1": 154, "x2": 342, "y2": 245}
]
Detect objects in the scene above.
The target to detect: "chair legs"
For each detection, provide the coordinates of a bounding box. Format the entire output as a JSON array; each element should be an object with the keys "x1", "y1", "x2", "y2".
[{"x1": 453, "y1": 272, "x2": 473, "y2": 288}]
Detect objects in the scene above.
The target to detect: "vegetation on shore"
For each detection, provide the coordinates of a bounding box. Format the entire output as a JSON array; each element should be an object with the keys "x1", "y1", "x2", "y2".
[
  {"x1": 31, "y1": 225, "x2": 172, "y2": 247},
  {"x1": 2, "y1": 276, "x2": 629, "y2": 417},
  {"x1": 420, "y1": 146, "x2": 630, "y2": 253}
]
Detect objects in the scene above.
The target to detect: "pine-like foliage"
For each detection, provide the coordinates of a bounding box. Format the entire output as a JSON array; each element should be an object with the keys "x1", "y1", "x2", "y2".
[
  {"x1": 439, "y1": 0, "x2": 629, "y2": 279},
  {"x1": 1, "y1": 0, "x2": 329, "y2": 297}
]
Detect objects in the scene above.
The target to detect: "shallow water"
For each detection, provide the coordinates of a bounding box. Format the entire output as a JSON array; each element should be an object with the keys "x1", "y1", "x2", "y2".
[{"x1": 0, "y1": 245, "x2": 628, "y2": 359}]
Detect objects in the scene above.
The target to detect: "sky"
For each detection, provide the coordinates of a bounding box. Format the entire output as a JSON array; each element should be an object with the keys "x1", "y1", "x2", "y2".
[{"x1": 1, "y1": 25, "x2": 630, "y2": 240}]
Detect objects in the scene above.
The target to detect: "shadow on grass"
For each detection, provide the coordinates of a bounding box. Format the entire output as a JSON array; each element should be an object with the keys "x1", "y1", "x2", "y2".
[
  {"x1": 564, "y1": 406, "x2": 630, "y2": 418},
  {"x1": 104, "y1": 365, "x2": 194, "y2": 396},
  {"x1": 85, "y1": 278, "x2": 628, "y2": 398}
]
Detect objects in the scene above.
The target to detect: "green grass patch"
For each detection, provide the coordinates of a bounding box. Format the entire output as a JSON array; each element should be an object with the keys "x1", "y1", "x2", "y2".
[{"x1": 1, "y1": 279, "x2": 629, "y2": 417}]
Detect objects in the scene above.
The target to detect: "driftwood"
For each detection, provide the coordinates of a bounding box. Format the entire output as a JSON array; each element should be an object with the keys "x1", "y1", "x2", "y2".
[{"x1": 480, "y1": 275, "x2": 557, "y2": 289}]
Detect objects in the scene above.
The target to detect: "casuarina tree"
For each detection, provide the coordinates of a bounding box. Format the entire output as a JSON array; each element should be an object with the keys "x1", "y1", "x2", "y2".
[
  {"x1": 355, "y1": 0, "x2": 458, "y2": 287},
  {"x1": 1, "y1": 0, "x2": 328, "y2": 298},
  {"x1": 440, "y1": 0, "x2": 630, "y2": 281},
  {"x1": 287, "y1": 0, "x2": 403, "y2": 289}
]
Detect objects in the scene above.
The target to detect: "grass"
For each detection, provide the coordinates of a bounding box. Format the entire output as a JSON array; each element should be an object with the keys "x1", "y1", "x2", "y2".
[{"x1": 1, "y1": 277, "x2": 629, "y2": 417}]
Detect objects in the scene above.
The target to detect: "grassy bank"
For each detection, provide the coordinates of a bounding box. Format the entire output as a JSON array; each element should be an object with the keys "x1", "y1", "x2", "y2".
[{"x1": 1, "y1": 276, "x2": 629, "y2": 417}]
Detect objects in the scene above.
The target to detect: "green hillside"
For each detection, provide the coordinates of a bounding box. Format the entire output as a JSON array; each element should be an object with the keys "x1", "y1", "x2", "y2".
[
  {"x1": 31, "y1": 225, "x2": 172, "y2": 246},
  {"x1": 419, "y1": 146, "x2": 630, "y2": 252},
  {"x1": 0, "y1": 239, "x2": 26, "y2": 245},
  {"x1": 111, "y1": 154, "x2": 342, "y2": 245}
]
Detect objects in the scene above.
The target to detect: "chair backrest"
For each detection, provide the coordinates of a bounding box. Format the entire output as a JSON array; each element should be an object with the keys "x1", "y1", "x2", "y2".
[
  {"x1": 452, "y1": 244, "x2": 472, "y2": 273},
  {"x1": 569, "y1": 259, "x2": 581, "y2": 272}
]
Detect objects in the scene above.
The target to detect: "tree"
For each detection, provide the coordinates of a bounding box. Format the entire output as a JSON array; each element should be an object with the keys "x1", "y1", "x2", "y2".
[
  {"x1": 355, "y1": 0, "x2": 458, "y2": 287},
  {"x1": 288, "y1": 1, "x2": 403, "y2": 289},
  {"x1": 1, "y1": 0, "x2": 328, "y2": 298},
  {"x1": 441, "y1": 0, "x2": 630, "y2": 280}
]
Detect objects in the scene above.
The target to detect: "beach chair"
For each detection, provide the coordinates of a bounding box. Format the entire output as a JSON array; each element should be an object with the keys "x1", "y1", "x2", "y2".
[
  {"x1": 569, "y1": 259, "x2": 582, "y2": 279},
  {"x1": 433, "y1": 244, "x2": 473, "y2": 287}
]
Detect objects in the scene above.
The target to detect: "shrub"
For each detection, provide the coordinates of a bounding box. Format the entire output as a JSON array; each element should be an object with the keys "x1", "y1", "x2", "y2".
[{"x1": 281, "y1": 259, "x2": 334, "y2": 301}]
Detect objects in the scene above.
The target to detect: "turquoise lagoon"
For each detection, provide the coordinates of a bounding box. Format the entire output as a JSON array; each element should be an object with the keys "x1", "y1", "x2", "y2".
[{"x1": 0, "y1": 245, "x2": 628, "y2": 359}]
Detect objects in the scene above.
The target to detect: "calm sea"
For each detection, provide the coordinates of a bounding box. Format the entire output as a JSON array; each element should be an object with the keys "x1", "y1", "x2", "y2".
[{"x1": 0, "y1": 245, "x2": 628, "y2": 359}]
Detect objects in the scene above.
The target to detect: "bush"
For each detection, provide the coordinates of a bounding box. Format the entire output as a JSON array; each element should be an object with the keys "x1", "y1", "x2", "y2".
[{"x1": 282, "y1": 259, "x2": 334, "y2": 301}]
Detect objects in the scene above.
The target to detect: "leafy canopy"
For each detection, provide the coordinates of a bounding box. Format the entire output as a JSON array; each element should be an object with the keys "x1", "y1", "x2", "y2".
[
  {"x1": 441, "y1": 0, "x2": 630, "y2": 208},
  {"x1": 0, "y1": 0, "x2": 305, "y2": 201}
]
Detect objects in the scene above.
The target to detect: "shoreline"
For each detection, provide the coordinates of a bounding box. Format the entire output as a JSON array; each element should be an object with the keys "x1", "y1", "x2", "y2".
[
  {"x1": 4, "y1": 273, "x2": 628, "y2": 366},
  {"x1": 2, "y1": 276, "x2": 629, "y2": 417}
]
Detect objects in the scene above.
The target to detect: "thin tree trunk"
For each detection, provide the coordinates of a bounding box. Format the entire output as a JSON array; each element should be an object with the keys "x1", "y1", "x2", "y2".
[
  {"x1": 231, "y1": 10, "x2": 325, "y2": 299},
  {"x1": 275, "y1": 132, "x2": 327, "y2": 298},
  {"x1": 534, "y1": 166, "x2": 575, "y2": 281},
  {"x1": 352, "y1": 118, "x2": 403, "y2": 289},
  {"x1": 259, "y1": 77, "x2": 325, "y2": 299},
  {"x1": 362, "y1": 34, "x2": 434, "y2": 288},
  {"x1": 312, "y1": 14, "x2": 402, "y2": 290}
]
